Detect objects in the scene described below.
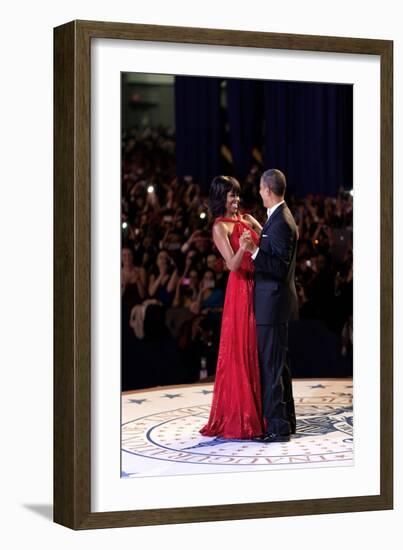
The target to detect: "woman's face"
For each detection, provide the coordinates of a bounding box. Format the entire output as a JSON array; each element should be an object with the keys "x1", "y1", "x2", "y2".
[
  {"x1": 122, "y1": 248, "x2": 133, "y2": 267},
  {"x1": 225, "y1": 188, "x2": 240, "y2": 216},
  {"x1": 157, "y1": 251, "x2": 169, "y2": 268},
  {"x1": 202, "y1": 271, "x2": 215, "y2": 288}
]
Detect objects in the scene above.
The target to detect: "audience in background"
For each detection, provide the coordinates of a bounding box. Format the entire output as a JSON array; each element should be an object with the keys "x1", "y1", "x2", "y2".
[{"x1": 121, "y1": 127, "x2": 353, "y2": 389}]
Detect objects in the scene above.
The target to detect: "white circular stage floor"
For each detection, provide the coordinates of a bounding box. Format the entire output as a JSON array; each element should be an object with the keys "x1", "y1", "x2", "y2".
[{"x1": 122, "y1": 378, "x2": 353, "y2": 478}]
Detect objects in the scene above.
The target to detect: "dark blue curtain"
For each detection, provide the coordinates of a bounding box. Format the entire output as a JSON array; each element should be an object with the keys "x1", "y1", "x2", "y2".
[
  {"x1": 263, "y1": 81, "x2": 353, "y2": 196},
  {"x1": 175, "y1": 76, "x2": 222, "y2": 192},
  {"x1": 226, "y1": 80, "x2": 264, "y2": 178},
  {"x1": 174, "y1": 76, "x2": 352, "y2": 196}
]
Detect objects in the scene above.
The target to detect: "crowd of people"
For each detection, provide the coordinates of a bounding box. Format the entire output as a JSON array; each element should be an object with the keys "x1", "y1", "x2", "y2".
[{"x1": 121, "y1": 127, "x2": 353, "y2": 390}]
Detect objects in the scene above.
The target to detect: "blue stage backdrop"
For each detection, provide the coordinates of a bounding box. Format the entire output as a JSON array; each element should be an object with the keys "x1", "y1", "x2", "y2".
[
  {"x1": 226, "y1": 79, "x2": 264, "y2": 180},
  {"x1": 263, "y1": 81, "x2": 353, "y2": 196},
  {"x1": 175, "y1": 76, "x2": 222, "y2": 193},
  {"x1": 175, "y1": 76, "x2": 352, "y2": 196}
]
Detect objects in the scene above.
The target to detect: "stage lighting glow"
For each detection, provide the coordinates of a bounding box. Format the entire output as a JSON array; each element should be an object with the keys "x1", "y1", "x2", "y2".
[
  {"x1": 147, "y1": 185, "x2": 154, "y2": 193},
  {"x1": 349, "y1": 189, "x2": 354, "y2": 197},
  {"x1": 200, "y1": 212, "x2": 206, "y2": 219},
  {"x1": 122, "y1": 222, "x2": 128, "y2": 229}
]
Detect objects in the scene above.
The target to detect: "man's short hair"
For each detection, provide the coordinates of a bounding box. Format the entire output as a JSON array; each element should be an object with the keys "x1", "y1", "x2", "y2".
[{"x1": 261, "y1": 169, "x2": 286, "y2": 197}]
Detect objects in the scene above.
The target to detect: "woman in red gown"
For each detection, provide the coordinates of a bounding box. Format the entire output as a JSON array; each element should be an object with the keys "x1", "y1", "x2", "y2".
[{"x1": 200, "y1": 176, "x2": 265, "y2": 439}]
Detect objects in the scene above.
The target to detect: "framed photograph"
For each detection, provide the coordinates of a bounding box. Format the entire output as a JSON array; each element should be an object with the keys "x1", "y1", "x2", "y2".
[{"x1": 54, "y1": 20, "x2": 393, "y2": 529}]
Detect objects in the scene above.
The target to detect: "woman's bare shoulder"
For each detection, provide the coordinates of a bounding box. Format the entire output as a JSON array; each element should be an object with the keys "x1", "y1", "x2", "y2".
[
  {"x1": 240, "y1": 213, "x2": 253, "y2": 225},
  {"x1": 241, "y1": 213, "x2": 262, "y2": 229},
  {"x1": 213, "y1": 220, "x2": 230, "y2": 234}
]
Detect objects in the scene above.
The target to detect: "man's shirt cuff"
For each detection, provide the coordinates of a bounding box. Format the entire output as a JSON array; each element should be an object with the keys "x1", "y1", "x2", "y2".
[{"x1": 251, "y1": 248, "x2": 259, "y2": 260}]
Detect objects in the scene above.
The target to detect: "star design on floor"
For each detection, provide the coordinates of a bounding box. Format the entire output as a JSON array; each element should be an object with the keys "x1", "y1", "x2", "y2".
[
  {"x1": 161, "y1": 393, "x2": 182, "y2": 399},
  {"x1": 196, "y1": 389, "x2": 214, "y2": 395},
  {"x1": 128, "y1": 398, "x2": 147, "y2": 405},
  {"x1": 309, "y1": 384, "x2": 326, "y2": 389}
]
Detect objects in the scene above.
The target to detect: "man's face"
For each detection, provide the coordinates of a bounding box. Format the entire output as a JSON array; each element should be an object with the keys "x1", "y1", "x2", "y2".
[{"x1": 259, "y1": 179, "x2": 270, "y2": 208}]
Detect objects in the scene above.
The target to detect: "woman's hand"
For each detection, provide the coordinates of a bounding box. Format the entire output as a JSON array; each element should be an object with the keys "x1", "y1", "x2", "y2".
[{"x1": 239, "y1": 229, "x2": 255, "y2": 252}]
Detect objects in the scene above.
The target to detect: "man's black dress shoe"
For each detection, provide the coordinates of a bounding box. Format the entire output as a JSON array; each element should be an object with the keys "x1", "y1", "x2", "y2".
[{"x1": 253, "y1": 433, "x2": 290, "y2": 443}]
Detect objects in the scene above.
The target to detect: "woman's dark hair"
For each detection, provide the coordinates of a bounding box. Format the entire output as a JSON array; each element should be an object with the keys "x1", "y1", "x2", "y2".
[{"x1": 208, "y1": 176, "x2": 241, "y2": 217}]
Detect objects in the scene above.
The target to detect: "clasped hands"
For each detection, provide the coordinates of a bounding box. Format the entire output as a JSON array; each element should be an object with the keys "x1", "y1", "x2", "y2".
[{"x1": 239, "y1": 229, "x2": 257, "y2": 254}]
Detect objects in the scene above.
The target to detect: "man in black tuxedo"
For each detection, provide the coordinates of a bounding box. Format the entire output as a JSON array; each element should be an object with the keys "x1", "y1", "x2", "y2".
[{"x1": 240, "y1": 169, "x2": 298, "y2": 443}]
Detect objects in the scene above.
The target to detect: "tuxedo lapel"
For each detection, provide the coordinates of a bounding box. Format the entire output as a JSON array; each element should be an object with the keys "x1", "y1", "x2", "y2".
[
  {"x1": 262, "y1": 218, "x2": 270, "y2": 234},
  {"x1": 264, "y1": 202, "x2": 286, "y2": 233}
]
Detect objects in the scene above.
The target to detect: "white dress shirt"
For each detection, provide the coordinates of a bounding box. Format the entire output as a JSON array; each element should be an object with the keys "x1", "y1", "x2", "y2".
[{"x1": 251, "y1": 200, "x2": 285, "y2": 260}]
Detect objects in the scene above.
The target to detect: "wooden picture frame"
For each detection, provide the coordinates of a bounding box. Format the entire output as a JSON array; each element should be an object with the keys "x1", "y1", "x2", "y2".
[{"x1": 54, "y1": 19, "x2": 393, "y2": 529}]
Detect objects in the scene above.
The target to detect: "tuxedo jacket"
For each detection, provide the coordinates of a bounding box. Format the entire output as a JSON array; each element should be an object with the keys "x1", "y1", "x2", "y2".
[{"x1": 253, "y1": 202, "x2": 299, "y2": 325}]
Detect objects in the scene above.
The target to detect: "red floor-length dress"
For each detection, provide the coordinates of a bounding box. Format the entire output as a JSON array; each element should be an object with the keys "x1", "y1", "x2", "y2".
[{"x1": 199, "y1": 215, "x2": 265, "y2": 439}]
